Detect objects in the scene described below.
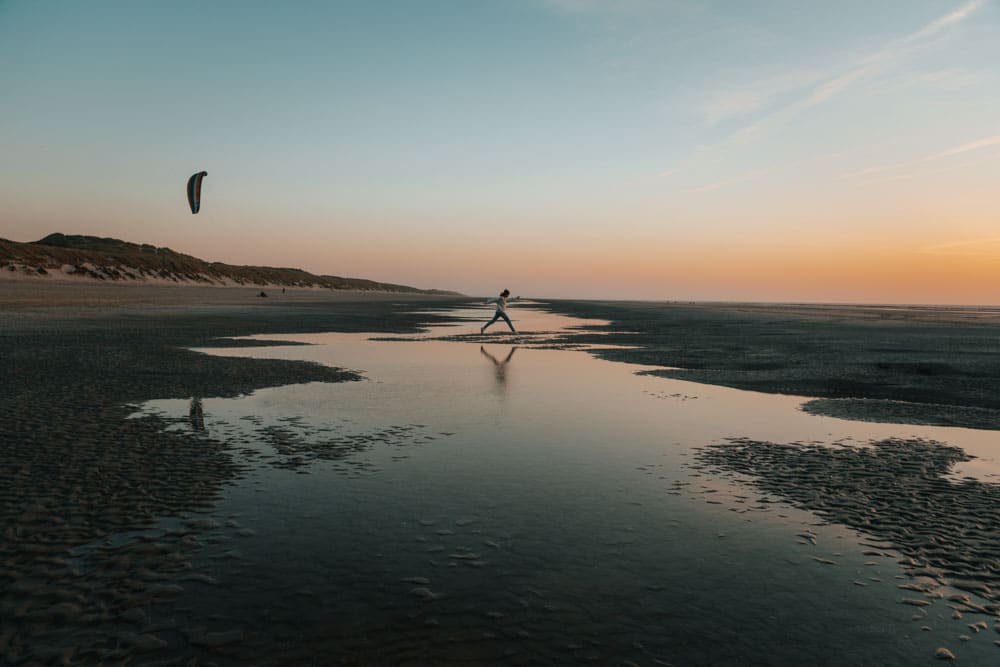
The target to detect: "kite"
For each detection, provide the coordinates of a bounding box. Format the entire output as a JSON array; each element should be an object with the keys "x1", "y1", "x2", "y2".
[{"x1": 187, "y1": 171, "x2": 208, "y2": 214}]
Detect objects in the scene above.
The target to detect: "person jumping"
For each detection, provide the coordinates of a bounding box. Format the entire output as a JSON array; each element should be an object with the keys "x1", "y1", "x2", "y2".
[{"x1": 481, "y1": 289, "x2": 518, "y2": 334}]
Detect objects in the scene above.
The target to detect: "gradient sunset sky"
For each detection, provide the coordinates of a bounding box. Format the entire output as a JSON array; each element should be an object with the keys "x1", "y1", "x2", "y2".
[{"x1": 3, "y1": 1, "x2": 999, "y2": 302}]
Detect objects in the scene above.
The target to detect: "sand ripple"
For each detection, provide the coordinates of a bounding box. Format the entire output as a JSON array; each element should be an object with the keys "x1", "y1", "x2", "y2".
[
  {"x1": 0, "y1": 300, "x2": 371, "y2": 664},
  {"x1": 696, "y1": 437, "x2": 1000, "y2": 613}
]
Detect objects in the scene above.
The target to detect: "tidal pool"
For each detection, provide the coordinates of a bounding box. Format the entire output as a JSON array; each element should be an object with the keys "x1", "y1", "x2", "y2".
[{"x1": 133, "y1": 304, "x2": 1000, "y2": 665}]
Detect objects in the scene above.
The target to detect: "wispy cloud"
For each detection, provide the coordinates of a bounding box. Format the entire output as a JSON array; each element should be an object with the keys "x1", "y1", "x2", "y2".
[
  {"x1": 701, "y1": 69, "x2": 821, "y2": 125},
  {"x1": 932, "y1": 135, "x2": 1000, "y2": 159},
  {"x1": 918, "y1": 237, "x2": 1000, "y2": 256},
  {"x1": 684, "y1": 166, "x2": 772, "y2": 193},
  {"x1": 904, "y1": 0, "x2": 983, "y2": 42},
  {"x1": 540, "y1": 0, "x2": 657, "y2": 15},
  {"x1": 885, "y1": 68, "x2": 982, "y2": 92},
  {"x1": 680, "y1": 1, "x2": 986, "y2": 190},
  {"x1": 857, "y1": 152, "x2": 1000, "y2": 187},
  {"x1": 699, "y1": 3, "x2": 982, "y2": 129},
  {"x1": 725, "y1": 0, "x2": 983, "y2": 142},
  {"x1": 843, "y1": 133, "x2": 1000, "y2": 184}
]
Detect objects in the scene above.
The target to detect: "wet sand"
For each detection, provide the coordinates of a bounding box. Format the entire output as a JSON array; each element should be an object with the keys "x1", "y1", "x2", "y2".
[
  {"x1": 0, "y1": 284, "x2": 468, "y2": 664},
  {"x1": 3, "y1": 284, "x2": 1000, "y2": 664},
  {"x1": 545, "y1": 299, "x2": 1000, "y2": 430},
  {"x1": 694, "y1": 437, "x2": 1000, "y2": 611}
]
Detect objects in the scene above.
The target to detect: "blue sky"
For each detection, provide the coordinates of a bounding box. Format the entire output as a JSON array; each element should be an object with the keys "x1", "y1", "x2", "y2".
[{"x1": 2, "y1": 1, "x2": 999, "y2": 301}]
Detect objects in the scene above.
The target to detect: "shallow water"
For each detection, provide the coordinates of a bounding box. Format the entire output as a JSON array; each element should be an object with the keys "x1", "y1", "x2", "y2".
[{"x1": 133, "y1": 304, "x2": 1000, "y2": 665}]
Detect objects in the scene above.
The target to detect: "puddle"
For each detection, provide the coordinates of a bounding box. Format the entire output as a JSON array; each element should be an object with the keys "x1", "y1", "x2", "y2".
[{"x1": 128, "y1": 304, "x2": 1000, "y2": 664}]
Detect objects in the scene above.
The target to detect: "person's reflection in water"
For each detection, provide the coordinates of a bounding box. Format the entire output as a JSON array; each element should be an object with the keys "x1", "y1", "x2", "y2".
[
  {"x1": 481, "y1": 345, "x2": 517, "y2": 397},
  {"x1": 189, "y1": 397, "x2": 206, "y2": 432}
]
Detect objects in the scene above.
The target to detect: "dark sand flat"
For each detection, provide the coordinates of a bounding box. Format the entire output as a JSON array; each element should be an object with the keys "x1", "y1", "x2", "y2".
[
  {"x1": 545, "y1": 299, "x2": 1000, "y2": 429},
  {"x1": 3, "y1": 284, "x2": 1000, "y2": 664},
  {"x1": 0, "y1": 284, "x2": 469, "y2": 664}
]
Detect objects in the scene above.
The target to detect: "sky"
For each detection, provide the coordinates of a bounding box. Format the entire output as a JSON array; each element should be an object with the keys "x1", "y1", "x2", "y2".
[{"x1": 2, "y1": 0, "x2": 999, "y2": 303}]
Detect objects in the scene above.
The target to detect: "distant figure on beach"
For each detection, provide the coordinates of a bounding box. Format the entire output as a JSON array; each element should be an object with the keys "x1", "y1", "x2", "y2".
[
  {"x1": 481, "y1": 289, "x2": 519, "y2": 334},
  {"x1": 258, "y1": 291, "x2": 268, "y2": 298}
]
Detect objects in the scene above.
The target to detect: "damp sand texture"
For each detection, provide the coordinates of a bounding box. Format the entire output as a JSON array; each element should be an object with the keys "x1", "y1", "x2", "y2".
[{"x1": 3, "y1": 288, "x2": 1000, "y2": 665}]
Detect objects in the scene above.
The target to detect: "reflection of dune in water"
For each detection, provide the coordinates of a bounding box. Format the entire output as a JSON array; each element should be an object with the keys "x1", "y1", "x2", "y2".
[
  {"x1": 144, "y1": 403, "x2": 447, "y2": 476},
  {"x1": 246, "y1": 420, "x2": 445, "y2": 473},
  {"x1": 696, "y1": 437, "x2": 1000, "y2": 615}
]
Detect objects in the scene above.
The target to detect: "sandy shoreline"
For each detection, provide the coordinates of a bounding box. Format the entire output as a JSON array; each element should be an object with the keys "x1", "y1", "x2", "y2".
[
  {"x1": 545, "y1": 298, "x2": 1000, "y2": 430},
  {"x1": 3, "y1": 283, "x2": 999, "y2": 663},
  {"x1": 0, "y1": 284, "x2": 468, "y2": 664},
  {"x1": 0, "y1": 279, "x2": 465, "y2": 309}
]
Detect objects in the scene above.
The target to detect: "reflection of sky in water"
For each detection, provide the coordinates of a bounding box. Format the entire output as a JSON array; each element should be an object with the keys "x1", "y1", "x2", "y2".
[{"x1": 131, "y1": 307, "x2": 1000, "y2": 664}]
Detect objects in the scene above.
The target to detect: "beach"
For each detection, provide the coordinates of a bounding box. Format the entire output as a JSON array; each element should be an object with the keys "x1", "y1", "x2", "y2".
[
  {"x1": 2, "y1": 284, "x2": 999, "y2": 665},
  {"x1": 544, "y1": 299, "x2": 1000, "y2": 430},
  {"x1": 1, "y1": 285, "x2": 465, "y2": 664}
]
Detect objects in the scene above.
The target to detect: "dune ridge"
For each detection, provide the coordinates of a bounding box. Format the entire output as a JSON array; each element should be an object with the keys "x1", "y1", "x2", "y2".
[{"x1": 0, "y1": 233, "x2": 460, "y2": 295}]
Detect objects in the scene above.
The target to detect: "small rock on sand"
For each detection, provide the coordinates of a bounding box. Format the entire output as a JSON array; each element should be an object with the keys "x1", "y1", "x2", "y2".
[
  {"x1": 898, "y1": 583, "x2": 926, "y2": 592},
  {"x1": 190, "y1": 629, "x2": 244, "y2": 647},
  {"x1": 129, "y1": 633, "x2": 168, "y2": 652},
  {"x1": 409, "y1": 587, "x2": 439, "y2": 601},
  {"x1": 902, "y1": 598, "x2": 931, "y2": 607},
  {"x1": 121, "y1": 608, "x2": 147, "y2": 624}
]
